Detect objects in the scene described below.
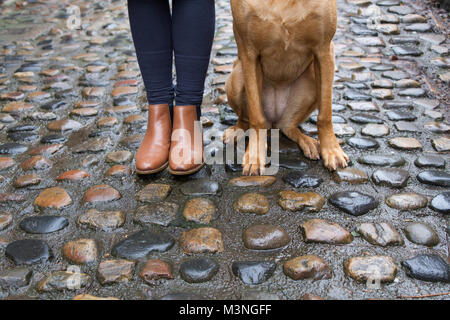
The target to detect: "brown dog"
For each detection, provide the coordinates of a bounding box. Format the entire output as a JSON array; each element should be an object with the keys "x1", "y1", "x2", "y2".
[{"x1": 223, "y1": 0, "x2": 349, "y2": 175}]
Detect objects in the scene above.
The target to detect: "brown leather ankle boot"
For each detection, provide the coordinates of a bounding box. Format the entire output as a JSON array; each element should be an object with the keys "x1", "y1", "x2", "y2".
[
  {"x1": 168, "y1": 105, "x2": 204, "y2": 175},
  {"x1": 135, "y1": 104, "x2": 171, "y2": 174}
]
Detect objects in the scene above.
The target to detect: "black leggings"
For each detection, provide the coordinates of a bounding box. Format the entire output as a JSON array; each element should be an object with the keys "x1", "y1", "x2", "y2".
[{"x1": 127, "y1": 0, "x2": 215, "y2": 119}]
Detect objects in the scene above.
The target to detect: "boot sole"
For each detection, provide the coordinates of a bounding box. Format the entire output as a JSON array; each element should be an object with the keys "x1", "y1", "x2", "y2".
[
  {"x1": 136, "y1": 162, "x2": 168, "y2": 175},
  {"x1": 168, "y1": 162, "x2": 205, "y2": 176}
]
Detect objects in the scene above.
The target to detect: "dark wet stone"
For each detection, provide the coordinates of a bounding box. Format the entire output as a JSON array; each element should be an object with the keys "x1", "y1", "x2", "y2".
[
  {"x1": 41, "y1": 100, "x2": 68, "y2": 111},
  {"x1": 282, "y1": 171, "x2": 323, "y2": 188},
  {"x1": 0, "y1": 143, "x2": 27, "y2": 154},
  {"x1": 137, "y1": 183, "x2": 171, "y2": 202},
  {"x1": 7, "y1": 131, "x2": 39, "y2": 142},
  {"x1": 357, "y1": 155, "x2": 406, "y2": 167},
  {"x1": 134, "y1": 202, "x2": 179, "y2": 227},
  {"x1": 347, "y1": 137, "x2": 379, "y2": 150},
  {"x1": 7, "y1": 125, "x2": 37, "y2": 132},
  {"x1": 329, "y1": 191, "x2": 378, "y2": 216},
  {"x1": 0, "y1": 267, "x2": 32, "y2": 289},
  {"x1": 279, "y1": 156, "x2": 309, "y2": 170},
  {"x1": 404, "y1": 223, "x2": 440, "y2": 247},
  {"x1": 278, "y1": 191, "x2": 325, "y2": 212},
  {"x1": 243, "y1": 224, "x2": 290, "y2": 250},
  {"x1": 229, "y1": 176, "x2": 276, "y2": 187},
  {"x1": 392, "y1": 46, "x2": 422, "y2": 56},
  {"x1": 349, "y1": 113, "x2": 383, "y2": 124},
  {"x1": 417, "y1": 170, "x2": 450, "y2": 187},
  {"x1": 356, "y1": 222, "x2": 403, "y2": 246},
  {"x1": 5, "y1": 239, "x2": 52, "y2": 265},
  {"x1": 343, "y1": 89, "x2": 371, "y2": 101},
  {"x1": 140, "y1": 259, "x2": 173, "y2": 282},
  {"x1": 383, "y1": 101, "x2": 412, "y2": 109},
  {"x1": 180, "y1": 258, "x2": 219, "y2": 283},
  {"x1": 232, "y1": 261, "x2": 276, "y2": 285},
  {"x1": 41, "y1": 134, "x2": 66, "y2": 144},
  {"x1": 180, "y1": 179, "x2": 220, "y2": 196},
  {"x1": 20, "y1": 216, "x2": 68, "y2": 234},
  {"x1": 430, "y1": 192, "x2": 450, "y2": 214},
  {"x1": 386, "y1": 110, "x2": 417, "y2": 121},
  {"x1": 234, "y1": 193, "x2": 269, "y2": 215},
  {"x1": 98, "y1": 259, "x2": 135, "y2": 285},
  {"x1": 372, "y1": 168, "x2": 409, "y2": 188},
  {"x1": 402, "y1": 254, "x2": 450, "y2": 283},
  {"x1": 111, "y1": 229, "x2": 175, "y2": 259}
]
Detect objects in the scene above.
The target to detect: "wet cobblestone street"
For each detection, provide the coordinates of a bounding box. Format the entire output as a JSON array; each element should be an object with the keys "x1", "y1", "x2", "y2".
[{"x1": 0, "y1": 0, "x2": 449, "y2": 300}]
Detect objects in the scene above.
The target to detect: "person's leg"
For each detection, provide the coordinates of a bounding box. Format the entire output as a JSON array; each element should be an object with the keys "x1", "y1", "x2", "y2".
[
  {"x1": 169, "y1": 0, "x2": 215, "y2": 175},
  {"x1": 172, "y1": 0, "x2": 216, "y2": 118},
  {"x1": 127, "y1": 0, "x2": 174, "y2": 108},
  {"x1": 127, "y1": 0, "x2": 173, "y2": 174}
]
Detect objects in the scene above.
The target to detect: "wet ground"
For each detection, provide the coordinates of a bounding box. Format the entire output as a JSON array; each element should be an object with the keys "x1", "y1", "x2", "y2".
[{"x1": 0, "y1": 0, "x2": 449, "y2": 300}]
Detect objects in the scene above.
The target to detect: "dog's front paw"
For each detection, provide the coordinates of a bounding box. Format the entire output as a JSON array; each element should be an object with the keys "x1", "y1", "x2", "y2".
[
  {"x1": 242, "y1": 131, "x2": 267, "y2": 176},
  {"x1": 320, "y1": 140, "x2": 349, "y2": 171},
  {"x1": 222, "y1": 125, "x2": 246, "y2": 145}
]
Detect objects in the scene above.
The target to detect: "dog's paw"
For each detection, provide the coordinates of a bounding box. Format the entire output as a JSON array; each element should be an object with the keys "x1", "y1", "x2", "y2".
[
  {"x1": 242, "y1": 133, "x2": 267, "y2": 176},
  {"x1": 298, "y1": 135, "x2": 320, "y2": 160},
  {"x1": 320, "y1": 143, "x2": 349, "y2": 171},
  {"x1": 222, "y1": 126, "x2": 246, "y2": 145}
]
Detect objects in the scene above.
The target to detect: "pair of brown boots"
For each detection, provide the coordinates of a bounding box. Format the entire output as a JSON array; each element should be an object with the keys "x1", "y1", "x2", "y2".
[{"x1": 135, "y1": 104, "x2": 204, "y2": 175}]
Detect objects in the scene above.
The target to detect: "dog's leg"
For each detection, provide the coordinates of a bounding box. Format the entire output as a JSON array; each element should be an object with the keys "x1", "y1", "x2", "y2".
[
  {"x1": 234, "y1": 32, "x2": 268, "y2": 176},
  {"x1": 223, "y1": 59, "x2": 249, "y2": 145},
  {"x1": 313, "y1": 42, "x2": 349, "y2": 171},
  {"x1": 276, "y1": 63, "x2": 320, "y2": 160}
]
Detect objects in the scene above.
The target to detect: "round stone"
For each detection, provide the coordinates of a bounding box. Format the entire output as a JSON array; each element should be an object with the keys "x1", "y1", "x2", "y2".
[
  {"x1": 21, "y1": 155, "x2": 52, "y2": 171},
  {"x1": 111, "y1": 230, "x2": 175, "y2": 259},
  {"x1": 47, "y1": 119, "x2": 82, "y2": 132},
  {"x1": 106, "y1": 151, "x2": 132, "y2": 164},
  {"x1": 14, "y1": 174, "x2": 42, "y2": 188},
  {"x1": 0, "y1": 157, "x2": 16, "y2": 170},
  {"x1": 347, "y1": 137, "x2": 379, "y2": 149},
  {"x1": 41, "y1": 134, "x2": 66, "y2": 144},
  {"x1": 106, "y1": 165, "x2": 131, "y2": 176},
  {"x1": 179, "y1": 227, "x2": 224, "y2": 254},
  {"x1": 0, "y1": 213, "x2": 13, "y2": 231},
  {"x1": 5, "y1": 239, "x2": 52, "y2": 265},
  {"x1": 300, "y1": 219, "x2": 353, "y2": 244},
  {"x1": 180, "y1": 179, "x2": 221, "y2": 196},
  {"x1": 430, "y1": 192, "x2": 450, "y2": 214},
  {"x1": 388, "y1": 137, "x2": 422, "y2": 150},
  {"x1": 372, "y1": 168, "x2": 409, "y2": 188},
  {"x1": 361, "y1": 124, "x2": 390, "y2": 137},
  {"x1": 234, "y1": 193, "x2": 269, "y2": 215},
  {"x1": 329, "y1": 191, "x2": 378, "y2": 216},
  {"x1": 134, "y1": 202, "x2": 178, "y2": 227},
  {"x1": 282, "y1": 171, "x2": 323, "y2": 188},
  {"x1": 228, "y1": 176, "x2": 276, "y2": 187},
  {"x1": 0, "y1": 267, "x2": 32, "y2": 288},
  {"x1": 183, "y1": 198, "x2": 216, "y2": 224},
  {"x1": 82, "y1": 184, "x2": 121, "y2": 203},
  {"x1": 356, "y1": 222, "x2": 403, "y2": 246},
  {"x1": 357, "y1": 155, "x2": 406, "y2": 167},
  {"x1": 344, "y1": 256, "x2": 397, "y2": 283},
  {"x1": 414, "y1": 155, "x2": 445, "y2": 169},
  {"x1": 278, "y1": 191, "x2": 325, "y2": 212},
  {"x1": 283, "y1": 255, "x2": 332, "y2": 280},
  {"x1": 232, "y1": 261, "x2": 276, "y2": 285},
  {"x1": 78, "y1": 209, "x2": 125, "y2": 230},
  {"x1": 432, "y1": 137, "x2": 450, "y2": 152},
  {"x1": 97, "y1": 259, "x2": 135, "y2": 285},
  {"x1": 386, "y1": 192, "x2": 427, "y2": 210},
  {"x1": 62, "y1": 238, "x2": 98, "y2": 264},
  {"x1": 404, "y1": 222, "x2": 440, "y2": 247},
  {"x1": 56, "y1": 169, "x2": 90, "y2": 181},
  {"x1": 37, "y1": 271, "x2": 90, "y2": 292},
  {"x1": 243, "y1": 224, "x2": 290, "y2": 250},
  {"x1": 333, "y1": 167, "x2": 368, "y2": 183},
  {"x1": 34, "y1": 187, "x2": 72, "y2": 209},
  {"x1": 417, "y1": 170, "x2": 450, "y2": 187},
  {"x1": 402, "y1": 254, "x2": 449, "y2": 283},
  {"x1": 137, "y1": 183, "x2": 171, "y2": 202},
  {"x1": 19, "y1": 216, "x2": 68, "y2": 234},
  {"x1": 180, "y1": 257, "x2": 219, "y2": 283},
  {"x1": 140, "y1": 259, "x2": 173, "y2": 282}
]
